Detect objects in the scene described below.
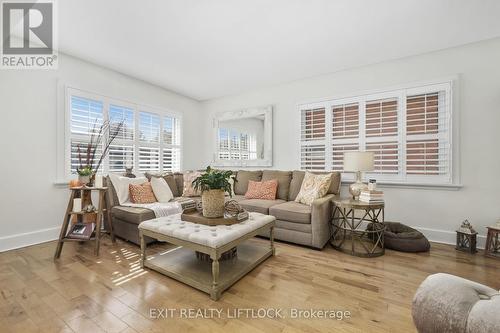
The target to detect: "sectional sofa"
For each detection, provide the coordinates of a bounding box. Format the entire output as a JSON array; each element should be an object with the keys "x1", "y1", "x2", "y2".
[{"x1": 106, "y1": 170, "x2": 341, "y2": 249}]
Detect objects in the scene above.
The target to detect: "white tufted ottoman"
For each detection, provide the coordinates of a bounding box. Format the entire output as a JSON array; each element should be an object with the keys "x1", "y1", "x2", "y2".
[{"x1": 138, "y1": 212, "x2": 276, "y2": 300}]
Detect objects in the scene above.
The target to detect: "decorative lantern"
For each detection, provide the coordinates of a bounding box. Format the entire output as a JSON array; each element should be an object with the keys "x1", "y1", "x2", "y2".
[{"x1": 456, "y1": 220, "x2": 477, "y2": 254}]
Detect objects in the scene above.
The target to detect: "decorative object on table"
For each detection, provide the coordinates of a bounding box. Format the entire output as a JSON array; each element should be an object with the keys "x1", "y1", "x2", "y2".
[
  {"x1": 294, "y1": 172, "x2": 333, "y2": 205},
  {"x1": 72, "y1": 198, "x2": 82, "y2": 212},
  {"x1": 124, "y1": 166, "x2": 136, "y2": 178},
  {"x1": 181, "y1": 210, "x2": 245, "y2": 225},
  {"x1": 192, "y1": 166, "x2": 235, "y2": 218},
  {"x1": 75, "y1": 119, "x2": 125, "y2": 186},
  {"x1": 368, "y1": 179, "x2": 377, "y2": 191},
  {"x1": 359, "y1": 189, "x2": 384, "y2": 203},
  {"x1": 94, "y1": 175, "x2": 103, "y2": 188},
  {"x1": 77, "y1": 166, "x2": 93, "y2": 186},
  {"x1": 84, "y1": 204, "x2": 96, "y2": 213},
  {"x1": 343, "y1": 151, "x2": 374, "y2": 200},
  {"x1": 69, "y1": 179, "x2": 83, "y2": 188},
  {"x1": 459, "y1": 219, "x2": 476, "y2": 234},
  {"x1": 54, "y1": 187, "x2": 115, "y2": 259},
  {"x1": 367, "y1": 221, "x2": 430, "y2": 252},
  {"x1": 67, "y1": 223, "x2": 95, "y2": 240},
  {"x1": 484, "y1": 226, "x2": 500, "y2": 258},
  {"x1": 331, "y1": 199, "x2": 385, "y2": 257},
  {"x1": 224, "y1": 200, "x2": 248, "y2": 221},
  {"x1": 456, "y1": 220, "x2": 478, "y2": 254}
]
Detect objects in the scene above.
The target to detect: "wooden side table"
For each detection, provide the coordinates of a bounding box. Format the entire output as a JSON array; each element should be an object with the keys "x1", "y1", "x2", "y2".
[
  {"x1": 54, "y1": 187, "x2": 115, "y2": 259},
  {"x1": 330, "y1": 199, "x2": 385, "y2": 257},
  {"x1": 484, "y1": 226, "x2": 500, "y2": 258}
]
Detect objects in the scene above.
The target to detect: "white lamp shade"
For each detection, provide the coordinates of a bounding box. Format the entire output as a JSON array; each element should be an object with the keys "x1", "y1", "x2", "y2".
[{"x1": 343, "y1": 151, "x2": 374, "y2": 172}]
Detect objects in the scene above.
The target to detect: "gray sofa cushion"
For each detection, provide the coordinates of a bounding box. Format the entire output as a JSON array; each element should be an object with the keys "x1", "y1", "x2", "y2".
[
  {"x1": 111, "y1": 206, "x2": 155, "y2": 225},
  {"x1": 234, "y1": 170, "x2": 262, "y2": 195},
  {"x1": 226, "y1": 195, "x2": 246, "y2": 202},
  {"x1": 262, "y1": 170, "x2": 292, "y2": 200},
  {"x1": 269, "y1": 201, "x2": 311, "y2": 224},
  {"x1": 275, "y1": 220, "x2": 312, "y2": 233},
  {"x1": 288, "y1": 170, "x2": 341, "y2": 200},
  {"x1": 238, "y1": 198, "x2": 285, "y2": 214}
]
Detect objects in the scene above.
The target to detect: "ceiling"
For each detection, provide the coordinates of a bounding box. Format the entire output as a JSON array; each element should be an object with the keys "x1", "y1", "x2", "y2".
[{"x1": 59, "y1": 0, "x2": 500, "y2": 101}]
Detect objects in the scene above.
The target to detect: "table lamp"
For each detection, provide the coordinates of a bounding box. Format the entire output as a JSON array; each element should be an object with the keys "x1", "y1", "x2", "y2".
[{"x1": 343, "y1": 151, "x2": 374, "y2": 199}]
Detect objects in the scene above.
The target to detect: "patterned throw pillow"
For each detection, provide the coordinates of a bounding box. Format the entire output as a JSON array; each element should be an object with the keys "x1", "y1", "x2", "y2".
[
  {"x1": 182, "y1": 171, "x2": 202, "y2": 197},
  {"x1": 295, "y1": 172, "x2": 332, "y2": 205},
  {"x1": 129, "y1": 182, "x2": 157, "y2": 204},
  {"x1": 244, "y1": 179, "x2": 278, "y2": 200}
]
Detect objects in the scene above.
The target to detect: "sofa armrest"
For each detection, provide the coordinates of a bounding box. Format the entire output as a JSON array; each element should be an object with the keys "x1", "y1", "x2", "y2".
[{"x1": 310, "y1": 194, "x2": 337, "y2": 249}]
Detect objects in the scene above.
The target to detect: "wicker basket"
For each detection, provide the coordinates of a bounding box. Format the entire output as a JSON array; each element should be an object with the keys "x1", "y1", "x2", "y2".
[{"x1": 201, "y1": 189, "x2": 225, "y2": 218}]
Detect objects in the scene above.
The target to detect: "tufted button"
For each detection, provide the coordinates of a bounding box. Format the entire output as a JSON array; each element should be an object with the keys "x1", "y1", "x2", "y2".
[{"x1": 211, "y1": 232, "x2": 217, "y2": 237}]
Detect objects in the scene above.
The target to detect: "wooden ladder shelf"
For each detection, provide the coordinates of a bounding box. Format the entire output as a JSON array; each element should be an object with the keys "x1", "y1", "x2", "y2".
[{"x1": 54, "y1": 187, "x2": 115, "y2": 259}]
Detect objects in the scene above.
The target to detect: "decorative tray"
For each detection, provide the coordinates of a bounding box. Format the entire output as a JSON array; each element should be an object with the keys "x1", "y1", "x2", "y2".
[{"x1": 180, "y1": 211, "x2": 247, "y2": 226}]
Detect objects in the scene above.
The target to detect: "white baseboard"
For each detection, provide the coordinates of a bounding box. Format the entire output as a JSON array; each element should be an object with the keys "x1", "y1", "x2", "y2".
[
  {"x1": 415, "y1": 226, "x2": 487, "y2": 249},
  {"x1": 0, "y1": 226, "x2": 60, "y2": 252},
  {"x1": 0, "y1": 225, "x2": 486, "y2": 253}
]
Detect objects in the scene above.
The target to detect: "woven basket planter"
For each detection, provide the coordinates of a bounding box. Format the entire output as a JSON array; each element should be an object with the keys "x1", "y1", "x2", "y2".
[{"x1": 202, "y1": 189, "x2": 225, "y2": 218}]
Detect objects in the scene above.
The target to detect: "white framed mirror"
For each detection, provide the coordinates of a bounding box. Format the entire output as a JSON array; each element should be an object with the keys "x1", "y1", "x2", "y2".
[{"x1": 212, "y1": 105, "x2": 273, "y2": 167}]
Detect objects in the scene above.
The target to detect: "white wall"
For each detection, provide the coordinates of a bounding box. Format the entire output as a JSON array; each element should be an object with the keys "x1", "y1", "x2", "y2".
[
  {"x1": 0, "y1": 53, "x2": 201, "y2": 251},
  {"x1": 200, "y1": 38, "x2": 500, "y2": 247}
]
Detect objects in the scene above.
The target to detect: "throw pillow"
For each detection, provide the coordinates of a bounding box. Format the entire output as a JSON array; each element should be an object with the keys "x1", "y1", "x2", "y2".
[
  {"x1": 294, "y1": 172, "x2": 332, "y2": 205},
  {"x1": 182, "y1": 171, "x2": 202, "y2": 197},
  {"x1": 244, "y1": 179, "x2": 278, "y2": 200},
  {"x1": 109, "y1": 173, "x2": 148, "y2": 204},
  {"x1": 150, "y1": 177, "x2": 174, "y2": 203},
  {"x1": 129, "y1": 182, "x2": 157, "y2": 204}
]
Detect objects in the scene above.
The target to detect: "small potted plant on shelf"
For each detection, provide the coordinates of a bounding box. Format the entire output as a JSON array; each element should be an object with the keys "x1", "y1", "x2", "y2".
[{"x1": 192, "y1": 166, "x2": 235, "y2": 218}]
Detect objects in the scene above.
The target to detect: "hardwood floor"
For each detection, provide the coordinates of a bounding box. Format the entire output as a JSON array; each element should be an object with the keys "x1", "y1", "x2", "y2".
[{"x1": 1, "y1": 236, "x2": 499, "y2": 333}]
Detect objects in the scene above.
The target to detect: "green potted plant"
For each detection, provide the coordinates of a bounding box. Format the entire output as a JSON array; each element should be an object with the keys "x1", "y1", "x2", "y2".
[{"x1": 192, "y1": 166, "x2": 235, "y2": 218}]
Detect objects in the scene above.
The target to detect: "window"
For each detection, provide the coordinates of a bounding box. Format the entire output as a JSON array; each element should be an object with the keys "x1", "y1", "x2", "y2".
[
  {"x1": 217, "y1": 128, "x2": 257, "y2": 161},
  {"x1": 66, "y1": 88, "x2": 182, "y2": 177},
  {"x1": 299, "y1": 81, "x2": 453, "y2": 184}
]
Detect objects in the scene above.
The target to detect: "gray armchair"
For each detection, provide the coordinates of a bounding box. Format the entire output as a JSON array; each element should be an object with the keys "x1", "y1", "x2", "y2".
[{"x1": 412, "y1": 273, "x2": 500, "y2": 333}]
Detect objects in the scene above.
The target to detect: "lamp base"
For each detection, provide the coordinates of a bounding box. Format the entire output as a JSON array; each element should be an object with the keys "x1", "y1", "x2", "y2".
[{"x1": 349, "y1": 171, "x2": 368, "y2": 200}]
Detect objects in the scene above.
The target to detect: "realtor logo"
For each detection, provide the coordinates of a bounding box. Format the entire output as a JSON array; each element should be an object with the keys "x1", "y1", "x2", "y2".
[{"x1": 1, "y1": 0, "x2": 57, "y2": 69}]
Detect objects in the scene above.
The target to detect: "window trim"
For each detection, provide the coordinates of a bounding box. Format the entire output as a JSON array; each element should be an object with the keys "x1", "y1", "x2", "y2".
[
  {"x1": 62, "y1": 86, "x2": 183, "y2": 181},
  {"x1": 297, "y1": 77, "x2": 460, "y2": 188}
]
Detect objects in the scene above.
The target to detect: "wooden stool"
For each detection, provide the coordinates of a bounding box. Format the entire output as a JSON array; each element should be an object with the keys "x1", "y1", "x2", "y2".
[{"x1": 484, "y1": 226, "x2": 500, "y2": 258}]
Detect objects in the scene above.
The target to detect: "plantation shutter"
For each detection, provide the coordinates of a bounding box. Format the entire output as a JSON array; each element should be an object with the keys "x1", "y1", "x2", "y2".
[
  {"x1": 69, "y1": 96, "x2": 104, "y2": 173},
  {"x1": 300, "y1": 107, "x2": 326, "y2": 170},
  {"x1": 108, "y1": 104, "x2": 135, "y2": 172},
  {"x1": 138, "y1": 112, "x2": 161, "y2": 172},
  {"x1": 365, "y1": 98, "x2": 399, "y2": 174},
  {"x1": 406, "y1": 88, "x2": 450, "y2": 180},
  {"x1": 331, "y1": 103, "x2": 359, "y2": 171},
  {"x1": 163, "y1": 116, "x2": 181, "y2": 172}
]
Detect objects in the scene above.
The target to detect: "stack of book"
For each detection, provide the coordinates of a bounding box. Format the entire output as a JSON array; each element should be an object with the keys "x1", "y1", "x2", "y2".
[{"x1": 359, "y1": 190, "x2": 384, "y2": 203}]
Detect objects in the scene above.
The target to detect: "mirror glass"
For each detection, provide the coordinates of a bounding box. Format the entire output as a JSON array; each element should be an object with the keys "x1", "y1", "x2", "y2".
[{"x1": 213, "y1": 106, "x2": 272, "y2": 167}]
